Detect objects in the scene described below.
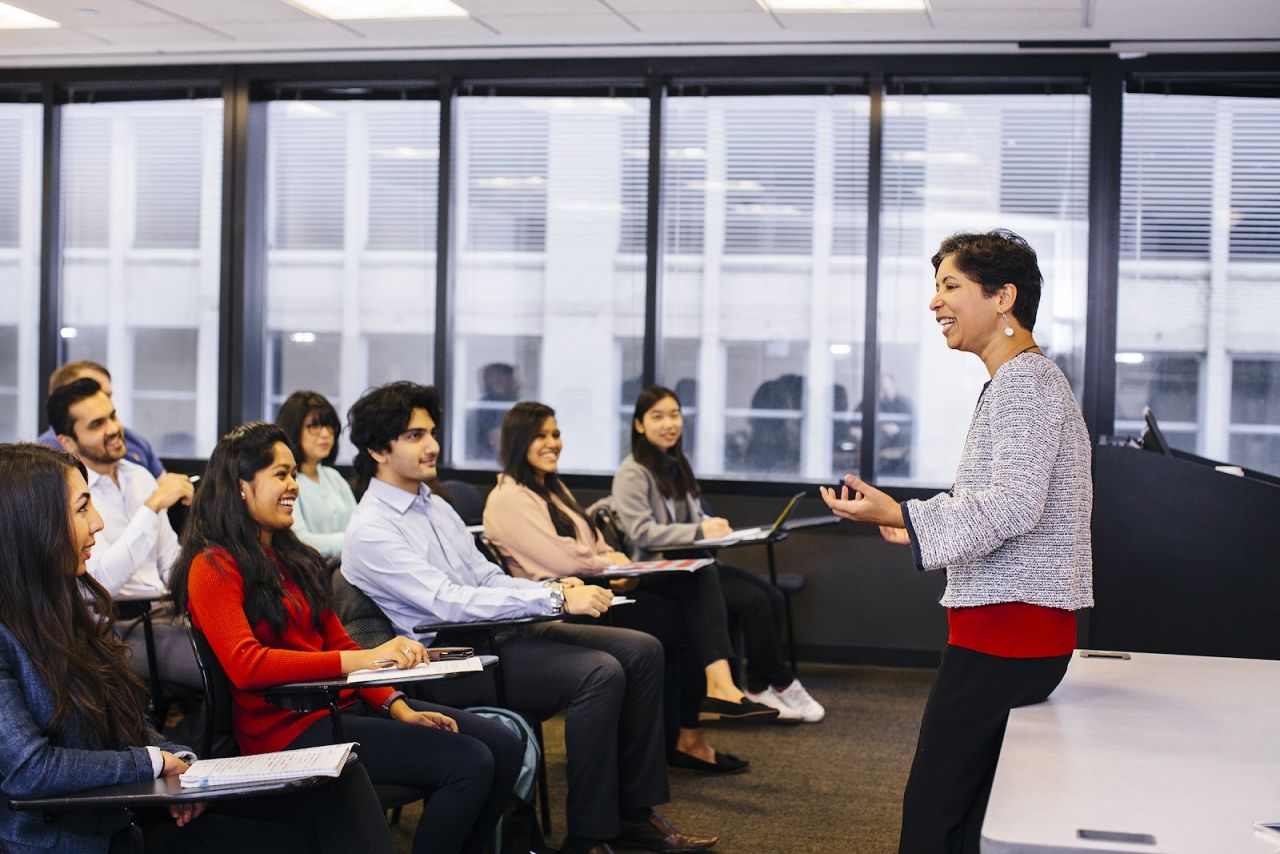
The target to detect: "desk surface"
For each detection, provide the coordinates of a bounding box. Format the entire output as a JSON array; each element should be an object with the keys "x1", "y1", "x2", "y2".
[{"x1": 982, "y1": 651, "x2": 1280, "y2": 853}]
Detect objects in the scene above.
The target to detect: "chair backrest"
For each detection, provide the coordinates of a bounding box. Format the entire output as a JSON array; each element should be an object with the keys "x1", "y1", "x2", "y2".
[
  {"x1": 436, "y1": 479, "x2": 485, "y2": 526},
  {"x1": 592, "y1": 504, "x2": 629, "y2": 553},
  {"x1": 473, "y1": 533, "x2": 510, "y2": 574},
  {"x1": 186, "y1": 622, "x2": 238, "y2": 759},
  {"x1": 331, "y1": 571, "x2": 397, "y2": 649}
]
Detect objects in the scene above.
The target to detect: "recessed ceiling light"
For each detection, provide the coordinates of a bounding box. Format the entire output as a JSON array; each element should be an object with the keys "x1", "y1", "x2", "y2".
[
  {"x1": 284, "y1": 0, "x2": 468, "y2": 21},
  {"x1": 0, "y1": 2, "x2": 60, "y2": 28},
  {"x1": 757, "y1": 0, "x2": 925, "y2": 12}
]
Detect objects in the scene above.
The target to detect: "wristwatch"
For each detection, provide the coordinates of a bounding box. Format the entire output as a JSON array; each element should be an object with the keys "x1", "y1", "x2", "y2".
[{"x1": 547, "y1": 583, "x2": 566, "y2": 615}]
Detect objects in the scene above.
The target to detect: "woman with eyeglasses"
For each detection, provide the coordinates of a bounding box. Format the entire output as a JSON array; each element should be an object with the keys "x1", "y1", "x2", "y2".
[
  {"x1": 275, "y1": 391, "x2": 356, "y2": 559},
  {"x1": 0, "y1": 443, "x2": 394, "y2": 854},
  {"x1": 170, "y1": 422, "x2": 523, "y2": 854}
]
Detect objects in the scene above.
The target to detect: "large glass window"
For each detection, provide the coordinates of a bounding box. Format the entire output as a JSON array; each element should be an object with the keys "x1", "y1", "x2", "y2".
[
  {"x1": 0, "y1": 103, "x2": 41, "y2": 441},
  {"x1": 453, "y1": 96, "x2": 648, "y2": 472},
  {"x1": 660, "y1": 94, "x2": 870, "y2": 482},
  {"x1": 879, "y1": 92, "x2": 1091, "y2": 487},
  {"x1": 1117, "y1": 93, "x2": 1280, "y2": 472},
  {"x1": 265, "y1": 99, "x2": 439, "y2": 462},
  {"x1": 59, "y1": 99, "x2": 222, "y2": 457}
]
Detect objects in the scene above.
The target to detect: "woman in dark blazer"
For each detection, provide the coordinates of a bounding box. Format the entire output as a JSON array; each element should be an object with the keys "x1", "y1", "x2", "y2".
[{"x1": 0, "y1": 443, "x2": 392, "y2": 854}]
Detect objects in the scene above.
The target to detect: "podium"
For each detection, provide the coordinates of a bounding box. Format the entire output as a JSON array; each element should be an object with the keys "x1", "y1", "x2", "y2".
[{"x1": 1089, "y1": 443, "x2": 1280, "y2": 660}]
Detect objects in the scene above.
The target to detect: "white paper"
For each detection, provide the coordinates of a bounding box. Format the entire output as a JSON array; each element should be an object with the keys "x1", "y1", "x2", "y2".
[
  {"x1": 346, "y1": 656, "x2": 484, "y2": 685},
  {"x1": 180, "y1": 743, "x2": 355, "y2": 789}
]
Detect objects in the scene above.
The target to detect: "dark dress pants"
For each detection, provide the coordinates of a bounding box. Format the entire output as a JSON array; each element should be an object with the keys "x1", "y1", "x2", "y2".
[
  {"x1": 898, "y1": 645, "x2": 1071, "y2": 854},
  {"x1": 500, "y1": 621, "x2": 668, "y2": 841},
  {"x1": 717, "y1": 564, "x2": 793, "y2": 692},
  {"x1": 286, "y1": 699, "x2": 523, "y2": 854}
]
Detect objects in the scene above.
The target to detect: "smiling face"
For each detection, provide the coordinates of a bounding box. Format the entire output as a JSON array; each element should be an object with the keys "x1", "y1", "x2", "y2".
[
  {"x1": 61, "y1": 391, "x2": 127, "y2": 472},
  {"x1": 525, "y1": 416, "x2": 563, "y2": 480},
  {"x1": 239, "y1": 442, "x2": 299, "y2": 545},
  {"x1": 635, "y1": 395, "x2": 683, "y2": 452},
  {"x1": 371, "y1": 407, "x2": 440, "y2": 494},
  {"x1": 929, "y1": 254, "x2": 1013, "y2": 356},
  {"x1": 65, "y1": 467, "x2": 104, "y2": 575}
]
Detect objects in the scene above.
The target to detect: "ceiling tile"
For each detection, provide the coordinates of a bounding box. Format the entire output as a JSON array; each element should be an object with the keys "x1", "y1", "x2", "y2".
[
  {"x1": 341, "y1": 17, "x2": 500, "y2": 40},
  {"x1": 86, "y1": 22, "x2": 235, "y2": 45},
  {"x1": 626, "y1": 11, "x2": 783, "y2": 34},
  {"x1": 143, "y1": 0, "x2": 320, "y2": 24},
  {"x1": 210, "y1": 19, "x2": 361, "y2": 43},
  {"x1": 773, "y1": 10, "x2": 932, "y2": 32},
  {"x1": 927, "y1": 8, "x2": 1084, "y2": 32},
  {"x1": 459, "y1": 0, "x2": 607, "y2": 13},
  {"x1": 928, "y1": 0, "x2": 1082, "y2": 10},
  {"x1": 14, "y1": 0, "x2": 180, "y2": 26},
  {"x1": 0, "y1": 27, "x2": 104, "y2": 49},
  {"x1": 481, "y1": 13, "x2": 640, "y2": 37},
  {"x1": 608, "y1": 0, "x2": 762, "y2": 10}
]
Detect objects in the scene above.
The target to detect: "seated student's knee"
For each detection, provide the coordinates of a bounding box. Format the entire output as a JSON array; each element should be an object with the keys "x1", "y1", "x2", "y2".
[
  {"x1": 441, "y1": 736, "x2": 497, "y2": 795},
  {"x1": 579, "y1": 649, "x2": 627, "y2": 699}
]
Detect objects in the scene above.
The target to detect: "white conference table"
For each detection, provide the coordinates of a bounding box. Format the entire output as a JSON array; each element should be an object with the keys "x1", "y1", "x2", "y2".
[{"x1": 982, "y1": 650, "x2": 1280, "y2": 853}]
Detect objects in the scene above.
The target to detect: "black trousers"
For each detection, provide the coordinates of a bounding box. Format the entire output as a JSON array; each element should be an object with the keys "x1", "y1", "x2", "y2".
[
  {"x1": 718, "y1": 564, "x2": 793, "y2": 693},
  {"x1": 119, "y1": 761, "x2": 393, "y2": 854},
  {"x1": 497, "y1": 621, "x2": 669, "y2": 840},
  {"x1": 898, "y1": 645, "x2": 1071, "y2": 854},
  {"x1": 286, "y1": 699, "x2": 523, "y2": 854}
]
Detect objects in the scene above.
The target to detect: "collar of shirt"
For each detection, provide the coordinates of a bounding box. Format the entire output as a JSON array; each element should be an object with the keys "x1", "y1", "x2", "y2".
[{"x1": 365, "y1": 476, "x2": 433, "y2": 516}]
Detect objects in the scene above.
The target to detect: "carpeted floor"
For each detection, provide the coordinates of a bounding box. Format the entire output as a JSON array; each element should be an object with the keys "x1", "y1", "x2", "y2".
[{"x1": 388, "y1": 662, "x2": 936, "y2": 854}]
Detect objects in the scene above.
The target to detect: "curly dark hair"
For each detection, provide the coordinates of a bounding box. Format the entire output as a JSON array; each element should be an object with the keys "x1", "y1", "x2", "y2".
[
  {"x1": 347, "y1": 382, "x2": 441, "y2": 489},
  {"x1": 930, "y1": 229, "x2": 1043, "y2": 332}
]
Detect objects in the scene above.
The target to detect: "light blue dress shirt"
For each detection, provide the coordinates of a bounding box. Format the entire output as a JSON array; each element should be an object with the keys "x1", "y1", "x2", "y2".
[{"x1": 341, "y1": 477, "x2": 554, "y2": 640}]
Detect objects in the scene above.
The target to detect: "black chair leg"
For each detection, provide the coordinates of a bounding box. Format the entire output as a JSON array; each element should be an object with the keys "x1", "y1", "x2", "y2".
[
  {"x1": 533, "y1": 720, "x2": 551, "y2": 836},
  {"x1": 389, "y1": 806, "x2": 402, "y2": 825},
  {"x1": 783, "y1": 592, "x2": 798, "y2": 675}
]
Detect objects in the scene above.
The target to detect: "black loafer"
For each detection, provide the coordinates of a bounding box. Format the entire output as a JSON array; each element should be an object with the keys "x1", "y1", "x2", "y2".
[
  {"x1": 698, "y1": 696, "x2": 780, "y2": 722},
  {"x1": 669, "y1": 750, "x2": 749, "y2": 775}
]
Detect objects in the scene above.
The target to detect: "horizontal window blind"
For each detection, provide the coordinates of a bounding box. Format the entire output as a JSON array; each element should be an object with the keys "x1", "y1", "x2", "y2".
[
  {"x1": 459, "y1": 99, "x2": 548, "y2": 253},
  {"x1": 367, "y1": 102, "x2": 439, "y2": 252},
  {"x1": 1120, "y1": 95, "x2": 1215, "y2": 260},
  {"x1": 134, "y1": 113, "x2": 204, "y2": 249},
  {"x1": 663, "y1": 99, "x2": 708, "y2": 255},
  {"x1": 0, "y1": 113, "x2": 23, "y2": 248},
  {"x1": 1229, "y1": 104, "x2": 1280, "y2": 261},
  {"x1": 270, "y1": 102, "x2": 346, "y2": 250},
  {"x1": 724, "y1": 99, "x2": 815, "y2": 255},
  {"x1": 61, "y1": 113, "x2": 112, "y2": 249}
]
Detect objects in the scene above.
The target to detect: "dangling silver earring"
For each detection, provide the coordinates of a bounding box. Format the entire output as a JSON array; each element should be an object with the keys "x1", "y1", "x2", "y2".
[
  {"x1": 1001, "y1": 313, "x2": 1014, "y2": 337},
  {"x1": 240, "y1": 491, "x2": 246, "y2": 499}
]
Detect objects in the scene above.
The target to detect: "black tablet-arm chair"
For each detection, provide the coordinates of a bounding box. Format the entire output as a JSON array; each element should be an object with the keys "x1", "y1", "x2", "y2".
[{"x1": 186, "y1": 619, "x2": 425, "y2": 825}]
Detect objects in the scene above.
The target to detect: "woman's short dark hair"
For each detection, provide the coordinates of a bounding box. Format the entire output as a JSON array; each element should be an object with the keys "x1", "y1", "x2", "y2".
[
  {"x1": 347, "y1": 382, "x2": 441, "y2": 487},
  {"x1": 630, "y1": 385, "x2": 700, "y2": 499},
  {"x1": 170, "y1": 422, "x2": 329, "y2": 635},
  {"x1": 0, "y1": 443, "x2": 150, "y2": 749},
  {"x1": 931, "y1": 229, "x2": 1043, "y2": 332},
  {"x1": 500, "y1": 401, "x2": 596, "y2": 540},
  {"x1": 276, "y1": 390, "x2": 342, "y2": 466}
]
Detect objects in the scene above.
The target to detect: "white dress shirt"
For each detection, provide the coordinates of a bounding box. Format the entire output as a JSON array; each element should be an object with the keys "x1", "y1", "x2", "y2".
[
  {"x1": 342, "y1": 477, "x2": 554, "y2": 640},
  {"x1": 85, "y1": 460, "x2": 181, "y2": 600}
]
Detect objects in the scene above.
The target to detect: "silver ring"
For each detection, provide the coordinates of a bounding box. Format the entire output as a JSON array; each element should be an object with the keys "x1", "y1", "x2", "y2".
[{"x1": 402, "y1": 646, "x2": 414, "y2": 656}]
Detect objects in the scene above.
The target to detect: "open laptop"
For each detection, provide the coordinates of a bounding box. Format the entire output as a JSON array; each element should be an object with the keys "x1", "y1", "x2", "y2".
[{"x1": 693, "y1": 490, "x2": 806, "y2": 547}]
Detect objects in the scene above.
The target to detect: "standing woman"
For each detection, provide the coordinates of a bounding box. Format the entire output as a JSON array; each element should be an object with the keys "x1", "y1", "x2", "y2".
[
  {"x1": 275, "y1": 390, "x2": 356, "y2": 559},
  {"x1": 0, "y1": 443, "x2": 393, "y2": 854},
  {"x1": 170, "y1": 422, "x2": 522, "y2": 854},
  {"x1": 483, "y1": 401, "x2": 755, "y2": 773},
  {"x1": 613, "y1": 386, "x2": 825, "y2": 723},
  {"x1": 820, "y1": 229, "x2": 1093, "y2": 854}
]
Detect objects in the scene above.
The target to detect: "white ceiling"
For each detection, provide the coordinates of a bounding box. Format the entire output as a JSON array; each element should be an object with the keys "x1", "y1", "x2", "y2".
[{"x1": 0, "y1": 0, "x2": 1276, "y2": 68}]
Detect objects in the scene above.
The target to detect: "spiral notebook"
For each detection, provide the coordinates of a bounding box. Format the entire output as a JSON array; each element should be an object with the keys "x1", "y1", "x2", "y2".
[{"x1": 179, "y1": 742, "x2": 356, "y2": 789}]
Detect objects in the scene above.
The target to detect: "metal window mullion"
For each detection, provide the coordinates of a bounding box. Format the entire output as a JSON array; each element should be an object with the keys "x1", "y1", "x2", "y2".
[
  {"x1": 36, "y1": 83, "x2": 62, "y2": 432},
  {"x1": 643, "y1": 76, "x2": 666, "y2": 388},
  {"x1": 859, "y1": 72, "x2": 884, "y2": 481},
  {"x1": 434, "y1": 77, "x2": 457, "y2": 460}
]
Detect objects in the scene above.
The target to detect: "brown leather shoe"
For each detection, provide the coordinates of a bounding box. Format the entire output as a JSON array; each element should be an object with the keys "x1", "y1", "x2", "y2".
[{"x1": 615, "y1": 811, "x2": 717, "y2": 852}]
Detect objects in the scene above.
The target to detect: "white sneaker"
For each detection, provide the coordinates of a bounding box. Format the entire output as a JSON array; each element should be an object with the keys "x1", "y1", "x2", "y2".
[
  {"x1": 743, "y1": 687, "x2": 803, "y2": 722},
  {"x1": 775, "y1": 680, "x2": 825, "y2": 723}
]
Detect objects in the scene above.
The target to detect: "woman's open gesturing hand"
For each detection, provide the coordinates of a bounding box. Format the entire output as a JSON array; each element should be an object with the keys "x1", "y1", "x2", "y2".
[{"x1": 819, "y1": 474, "x2": 906, "y2": 529}]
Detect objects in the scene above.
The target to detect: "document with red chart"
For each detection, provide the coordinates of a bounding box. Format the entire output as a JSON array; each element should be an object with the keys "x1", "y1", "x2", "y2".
[{"x1": 602, "y1": 558, "x2": 714, "y2": 577}]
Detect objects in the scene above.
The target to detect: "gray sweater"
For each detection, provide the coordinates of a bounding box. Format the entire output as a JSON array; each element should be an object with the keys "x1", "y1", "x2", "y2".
[
  {"x1": 901, "y1": 353, "x2": 1094, "y2": 610},
  {"x1": 611, "y1": 454, "x2": 706, "y2": 560}
]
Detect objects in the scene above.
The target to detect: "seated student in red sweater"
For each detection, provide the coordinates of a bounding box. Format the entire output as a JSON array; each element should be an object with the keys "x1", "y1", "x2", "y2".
[{"x1": 170, "y1": 421, "x2": 522, "y2": 854}]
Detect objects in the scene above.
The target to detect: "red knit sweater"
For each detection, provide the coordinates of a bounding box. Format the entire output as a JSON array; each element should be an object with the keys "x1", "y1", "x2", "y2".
[{"x1": 187, "y1": 548, "x2": 395, "y2": 755}]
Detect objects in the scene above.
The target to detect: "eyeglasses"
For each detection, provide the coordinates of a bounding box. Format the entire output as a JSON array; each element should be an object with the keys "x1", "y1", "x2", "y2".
[{"x1": 303, "y1": 421, "x2": 334, "y2": 435}]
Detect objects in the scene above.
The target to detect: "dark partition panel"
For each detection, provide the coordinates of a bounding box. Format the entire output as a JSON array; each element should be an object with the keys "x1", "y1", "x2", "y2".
[{"x1": 1090, "y1": 444, "x2": 1280, "y2": 660}]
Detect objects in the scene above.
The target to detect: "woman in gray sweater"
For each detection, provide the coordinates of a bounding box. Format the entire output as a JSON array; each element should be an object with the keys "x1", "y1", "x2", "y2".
[{"x1": 821, "y1": 230, "x2": 1093, "y2": 854}]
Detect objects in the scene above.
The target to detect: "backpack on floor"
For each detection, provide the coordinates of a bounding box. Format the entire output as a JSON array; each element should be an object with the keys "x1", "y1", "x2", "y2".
[{"x1": 465, "y1": 706, "x2": 547, "y2": 854}]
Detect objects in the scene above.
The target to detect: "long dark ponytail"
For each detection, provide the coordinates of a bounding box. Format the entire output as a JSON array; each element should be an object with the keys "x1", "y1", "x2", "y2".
[
  {"x1": 0, "y1": 443, "x2": 150, "y2": 749},
  {"x1": 171, "y1": 422, "x2": 330, "y2": 635},
  {"x1": 499, "y1": 402, "x2": 596, "y2": 539}
]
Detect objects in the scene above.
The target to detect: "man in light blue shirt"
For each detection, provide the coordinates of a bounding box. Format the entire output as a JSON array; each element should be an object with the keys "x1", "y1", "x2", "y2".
[{"x1": 342, "y1": 381, "x2": 718, "y2": 854}]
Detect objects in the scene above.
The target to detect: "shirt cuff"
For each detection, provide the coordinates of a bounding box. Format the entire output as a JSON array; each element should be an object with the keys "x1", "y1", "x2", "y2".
[
  {"x1": 381, "y1": 691, "x2": 408, "y2": 715},
  {"x1": 900, "y1": 501, "x2": 926, "y2": 572},
  {"x1": 146, "y1": 746, "x2": 164, "y2": 778}
]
